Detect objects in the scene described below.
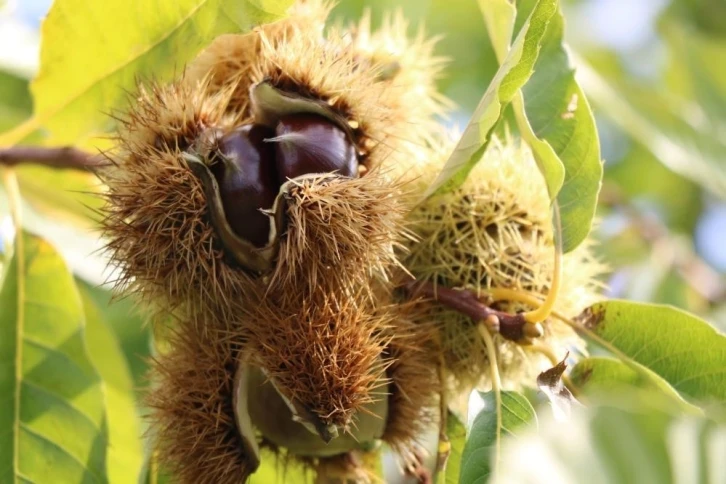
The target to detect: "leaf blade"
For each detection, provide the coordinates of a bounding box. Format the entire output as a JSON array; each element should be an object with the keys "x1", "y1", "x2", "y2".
[
  {"x1": 0, "y1": 0, "x2": 293, "y2": 146},
  {"x1": 0, "y1": 232, "x2": 109, "y2": 483},
  {"x1": 459, "y1": 391, "x2": 536, "y2": 484},
  {"x1": 425, "y1": 0, "x2": 558, "y2": 197},
  {"x1": 482, "y1": 1, "x2": 602, "y2": 252},
  {"x1": 81, "y1": 287, "x2": 144, "y2": 484},
  {"x1": 581, "y1": 300, "x2": 726, "y2": 403}
]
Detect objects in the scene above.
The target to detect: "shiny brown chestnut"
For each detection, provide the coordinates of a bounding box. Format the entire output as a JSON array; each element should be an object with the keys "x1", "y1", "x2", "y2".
[
  {"x1": 210, "y1": 124, "x2": 278, "y2": 248},
  {"x1": 272, "y1": 114, "x2": 358, "y2": 183}
]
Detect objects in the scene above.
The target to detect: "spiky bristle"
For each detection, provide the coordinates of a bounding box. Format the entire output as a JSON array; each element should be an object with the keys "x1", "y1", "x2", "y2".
[
  {"x1": 147, "y1": 323, "x2": 249, "y2": 484},
  {"x1": 184, "y1": 0, "x2": 333, "y2": 112},
  {"x1": 242, "y1": 290, "x2": 391, "y2": 429},
  {"x1": 270, "y1": 171, "x2": 409, "y2": 297},
  {"x1": 100, "y1": 80, "x2": 264, "y2": 328},
  {"x1": 186, "y1": 2, "x2": 448, "y2": 172},
  {"x1": 346, "y1": 8, "x2": 451, "y2": 134},
  {"x1": 380, "y1": 299, "x2": 440, "y2": 455},
  {"x1": 105, "y1": 1, "x2": 451, "y2": 478},
  {"x1": 404, "y1": 137, "x2": 605, "y2": 390}
]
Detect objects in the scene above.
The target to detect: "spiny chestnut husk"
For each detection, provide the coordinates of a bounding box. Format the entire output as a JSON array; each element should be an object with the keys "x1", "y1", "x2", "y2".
[
  {"x1": 147, "y1": 288, "x2": 439, "y2": 484},
  {"x1": 101, "y1": 1, "x2": 447, "y2": 482},
  {"x1": 400, "y1": 136, "x2": 605, "y2": 394}
]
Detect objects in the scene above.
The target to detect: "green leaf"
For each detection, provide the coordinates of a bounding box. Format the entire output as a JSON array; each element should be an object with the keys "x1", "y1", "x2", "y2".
[
  {"x1": 78, "y1": 280, "x2": 152, "y2": 390},
  {"x1": 0, "y1": 232, "x2": 108, "y2": 482},
  {"x1": 437, "y1": 412, "x2": 466, "y2": 484},
  {"x1": 481, "y1": 0, "x2": 602, "y2": 252},
  {"x1": 493, "y1": 391, "x2": 726, "y2": 484},
  {"x1": 581, "y1": 300, "x2": 726, "y2": 403},
  {"x1": 518, "y1": 6, "x2": 602, "y2": 252},
  {"x1": 81, "y1": 287, "x2": 145, "y2": 483},
  {"x1": 425, "y1": 0, "x2": 557, "y2": 197},
  {"x1": 480, "y1": 0, "x2": 565, "y2": 203},
  {"x1": 0, "y1": 70, "x2": 32, "y2": 132},
  {"x1": 0, "y1": 0, "x2": 293, "y2": 146},
  {"x1": 15, "y1": 167, "x2": 104, "y2": 225},
  {"x1": 570, "y1": 356, "x2": 695, "y2": 407},
  {"x1": 0, "y1": 71, "x2": 107, "y2": 225},
  {"x1": 459, "y1": 391, "x2": 536, "y2": 484}
]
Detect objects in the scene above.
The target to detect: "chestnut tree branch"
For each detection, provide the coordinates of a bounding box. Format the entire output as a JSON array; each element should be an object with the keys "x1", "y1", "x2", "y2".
[
  {"x1": 403, "y1": 279, "x2": 538, "y2": 342},
  {"x1": 0, "y1": 145, "x2": 107, "y2": 171}
]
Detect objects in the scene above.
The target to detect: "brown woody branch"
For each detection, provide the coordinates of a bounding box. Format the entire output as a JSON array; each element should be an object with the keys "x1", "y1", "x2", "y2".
[
  {"x1": 403, "y1": 279, "x2": 542, "y2": 343},
  {"x1": 0, "y1": 145, "x2": 108, "y2": 172}
]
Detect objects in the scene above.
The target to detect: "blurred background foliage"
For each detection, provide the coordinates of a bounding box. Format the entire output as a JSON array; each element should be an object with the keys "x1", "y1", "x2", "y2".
[{"x1": 2, "y1": 0, "x2": 724, "y2": 338}]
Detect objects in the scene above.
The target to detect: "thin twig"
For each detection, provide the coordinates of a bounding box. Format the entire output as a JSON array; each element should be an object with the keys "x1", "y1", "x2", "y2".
[
  {"x1": 0, "y1": 145, "x2": 107, "y2": 171},
  {"x1": 478, "y1": 324, "x2": 502, "y2": 473},
  {"x1": 403, "y1": 279, "x2": 538, "y2": 342}
]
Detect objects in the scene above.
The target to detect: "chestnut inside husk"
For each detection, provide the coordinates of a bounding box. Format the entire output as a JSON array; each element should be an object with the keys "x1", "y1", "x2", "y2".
[{"x1": 209, "y1": 114, "x2": 359, "y2": 250}]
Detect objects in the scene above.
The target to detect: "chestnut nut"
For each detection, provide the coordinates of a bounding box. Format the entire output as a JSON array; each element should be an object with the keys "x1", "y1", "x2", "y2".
[
  {"x1": 211, "y1": 124, "x2": 277, "y2": 248},
  {"x1": 209, "y1": 114, "x2": 359, "y2": 250},
  {"x1": 273, "y1": 113, "x2": 358, "y2": 182}
]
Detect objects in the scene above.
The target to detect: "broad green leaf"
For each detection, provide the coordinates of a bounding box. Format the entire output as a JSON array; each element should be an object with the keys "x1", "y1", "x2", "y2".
[
  {"x1": 0, "y1": 0, "x2": 293, "y2": 147},
  {"x1": 425, "y1": 0, "x2": 557, "y2": 197},
  {"x1": 572, "y1": 357, "x2": 654, "y2": 393},
  {"x1": 459, "y1": 391, "x2": 536, "y2": 484},
  {"x1": 582, "y1": 300, "x2": 726, "y2": 403},
  {"x1": 482, "y1": 0, "x2": 602, "y2": 252},
  {"x1": 480, "y1": 0, "x2": 565, "y2": 203},
  {"x1": 493, "y1": 392, "x2": 726, "y2": 484},
  {"x1": 0, "y1": 70, "x2": 32, "y2": 132},
  {"x1": 81, "y1": 287, "x2": 144, "y2": 484},
  {"x1": 518, "y1": 6, "x2": 602, "y2": 252},
  {"x1": 570, "y1": 356, "x2": 696, "y2": 409},
  {"x1": 78, "y1": 280, "x2": 152, "y2": 390},
  {"x1": 0, "y1": 232, "x2": 108, "y2": 482},
  {"x1": 437, "y1": 412, "x2": 467, "y2": 484}
]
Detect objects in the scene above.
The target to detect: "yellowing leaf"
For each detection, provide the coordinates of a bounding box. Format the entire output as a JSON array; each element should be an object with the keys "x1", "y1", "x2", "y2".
[
  {"x1": 0, "y1": 232, "x2": 108, "y2": 482},
  {"x1": 425, "y1": 0, "x2": 558, "y2": 197},
  {"x1": 82, "y1": 287, "x2": 144, "y2": 484},
  {"x1": 0, "y1": 0, "x2": 293, "y2": 146}
]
